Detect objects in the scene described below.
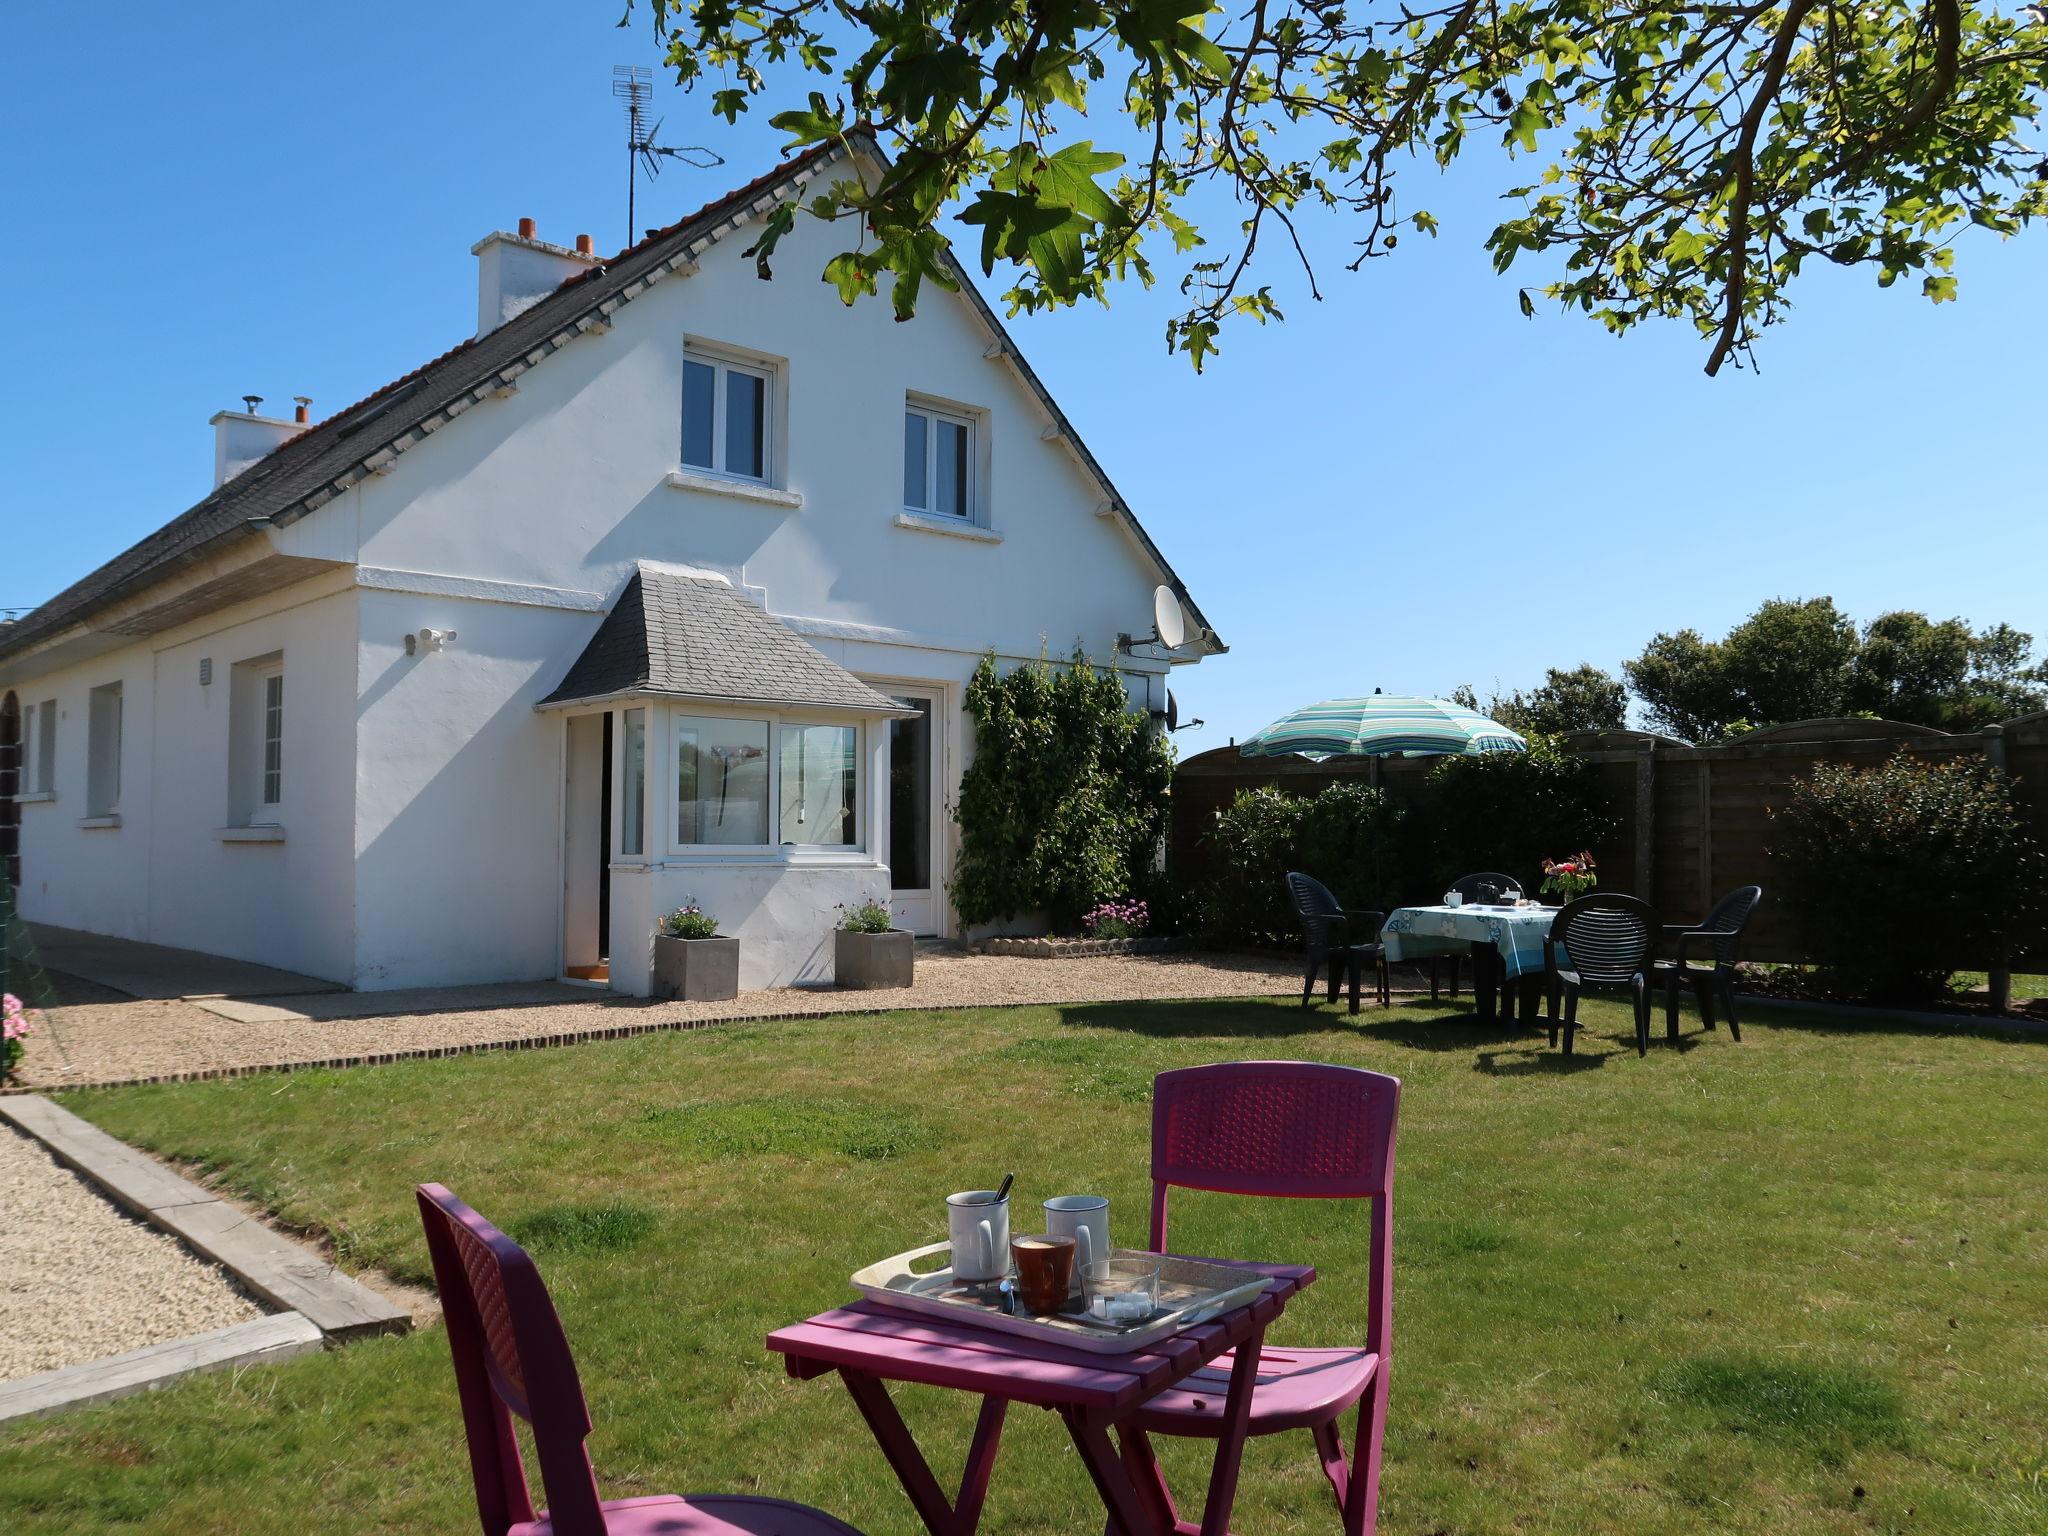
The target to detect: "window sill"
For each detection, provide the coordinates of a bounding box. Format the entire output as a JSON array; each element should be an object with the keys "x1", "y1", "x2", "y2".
[
  {"x1": 12, "y1": 790, "x2": 56, "y2": 805},
  {"x1": 666, "y1": 468, "x2": 803, "y2": 510},
  {"x1": 77, "y1": 814, "x2": 122, "y2": 830},
  {"x1": 217, "y1": 825, "x2": 287, "y2": 844},
  {"x1": 893, "y1": 511, "x2": 1002, "y2": 544}
]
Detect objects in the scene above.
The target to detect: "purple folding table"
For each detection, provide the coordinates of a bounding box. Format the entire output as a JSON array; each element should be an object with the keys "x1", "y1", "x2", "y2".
[{"x1": 767, "y1": 1257, "x2": 1314, "y2": 1536}]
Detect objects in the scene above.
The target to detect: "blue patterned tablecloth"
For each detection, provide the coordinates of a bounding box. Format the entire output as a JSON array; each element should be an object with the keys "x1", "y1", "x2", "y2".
[{"x1": 1380, "y1": 904, "x2": 1561, "y2": 980}]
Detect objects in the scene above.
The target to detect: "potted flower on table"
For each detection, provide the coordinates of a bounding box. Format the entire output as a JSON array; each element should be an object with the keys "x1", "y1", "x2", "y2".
[
  {"x1": 834, "y1": 899, "x2": 914, "y2": 989},
  {"x1": 1539, "y1": 853, "x2": 1598, "y2": 904},
  {"x1": 652, "y1": 904, "x2": 740, "y2": 1002}
]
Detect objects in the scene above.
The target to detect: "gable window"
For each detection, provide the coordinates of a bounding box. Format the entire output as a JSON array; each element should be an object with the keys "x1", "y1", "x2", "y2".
[
  {"x1": 904, "y1": 401, "x2": 974, "y2": 518},
  {"x1": 229, "y1": 654, "x2": 283, "y2": 826},
  {"x1": 682, "y1": 349, "x2": 771, "y2": 482},
  {"x1": 87, "y1": 682, "x2": 122, "y2": 817}
]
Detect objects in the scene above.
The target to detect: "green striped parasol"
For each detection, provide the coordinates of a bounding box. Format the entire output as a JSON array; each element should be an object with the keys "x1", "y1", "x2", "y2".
[{"x1": 1239, "y1": 693, "x2": 1527, "y2": 761}]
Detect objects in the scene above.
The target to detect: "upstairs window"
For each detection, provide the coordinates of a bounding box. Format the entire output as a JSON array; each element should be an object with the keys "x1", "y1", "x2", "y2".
[
  {"x1": 87, "y1": 682, "x2": 122, "y2": 817},
  {"x1": 904, "y1": 401, "x2": 975, "y2": 518},
  {"x1": 682, "y1": 348, "x2": 771, "y2": 482}
]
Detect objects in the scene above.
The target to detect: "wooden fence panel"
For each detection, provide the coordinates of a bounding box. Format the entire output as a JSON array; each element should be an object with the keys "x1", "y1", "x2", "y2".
[{"x1": 1171, "y1": 714, "x2": 2048, "y2": 969}]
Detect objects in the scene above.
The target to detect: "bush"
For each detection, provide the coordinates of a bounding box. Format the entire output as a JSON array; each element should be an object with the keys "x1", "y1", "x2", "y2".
[
  {"x1": 1203, "y1": 782, "x2": 1405, "y2": 945},
  {"x1": 1420, "y1": 734, "x2": 1619, "y2": 895},
  {"x1": 1770, "y1": 752, "x2": 2047, "y2": 1005},
  {"x1": 837, "y1": 899, "x2": 895, "y2": 934},
  {"x1": 952, "y1": 649, "x2": 1173, "y2": 929}
]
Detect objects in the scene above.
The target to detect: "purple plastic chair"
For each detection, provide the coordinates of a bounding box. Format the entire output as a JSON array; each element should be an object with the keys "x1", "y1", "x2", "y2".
[
  {"x1": 416, "y1": 1184, "x2": 868, "y2": 1536},
  {"x1": 1131, "y1": 1063, "x2": 1402, "y2": 1536}
]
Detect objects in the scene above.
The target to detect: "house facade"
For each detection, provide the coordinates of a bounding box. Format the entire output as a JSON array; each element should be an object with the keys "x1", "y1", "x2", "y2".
[{"x1": 0, "y1": 142, "x2": 1219, "y2": 993}]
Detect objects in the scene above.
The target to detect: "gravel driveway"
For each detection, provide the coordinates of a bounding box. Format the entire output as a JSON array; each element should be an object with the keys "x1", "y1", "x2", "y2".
[
  {"x1": 8, "y1": 950, "x2": 1304, "y2": 1091},
  {"x1": 0, "y1": 1126, "x2": 265, "y2": 1381}
]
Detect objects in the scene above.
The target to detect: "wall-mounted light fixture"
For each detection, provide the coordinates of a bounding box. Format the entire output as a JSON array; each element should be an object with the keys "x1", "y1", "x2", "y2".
[{"x1": 405, "y1": 628, "x2": 458, "y2": 657}]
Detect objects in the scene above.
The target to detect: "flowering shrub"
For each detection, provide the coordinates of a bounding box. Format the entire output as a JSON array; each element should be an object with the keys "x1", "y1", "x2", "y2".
[
  {"x1": 1082, "y1": 899, "x2": 1149, "y2": 940},
  {"x1": 1540, "y1": 852, "x2": 1599, "y2": 900},
  {"x1": 660, "y1": 904, "x2": 720, "y2": 940},
  {"x1": 838, "y1": 900, "x2": 895, "y2": 934},
  {"x1": 3, "y1": 992, "x2": 37, "y2": 1082}
]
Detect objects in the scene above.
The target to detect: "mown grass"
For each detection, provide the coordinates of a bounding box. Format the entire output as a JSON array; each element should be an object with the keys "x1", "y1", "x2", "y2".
[{"x1": 2, "y1": 993, "x2": 2043, "y2": 1536}]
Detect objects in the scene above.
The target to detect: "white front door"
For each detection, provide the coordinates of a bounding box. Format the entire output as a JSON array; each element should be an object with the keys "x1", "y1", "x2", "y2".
[{"x1": 886, "y1": 694, "x2": 939, "y2": 934}]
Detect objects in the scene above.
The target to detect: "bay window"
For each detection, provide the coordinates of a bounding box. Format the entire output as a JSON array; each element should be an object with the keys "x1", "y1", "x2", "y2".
[{"x1": 670, "y1": 710, "x2": 863, "y2": 854}]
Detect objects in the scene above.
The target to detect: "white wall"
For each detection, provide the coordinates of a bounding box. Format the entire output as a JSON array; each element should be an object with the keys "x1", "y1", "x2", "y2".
[
  {"x1": 351, "y1": 585, "x2": 597, "y2": 989},
  {"x1": 9, "y1": 576, "x2": 359, "y2": 982}
]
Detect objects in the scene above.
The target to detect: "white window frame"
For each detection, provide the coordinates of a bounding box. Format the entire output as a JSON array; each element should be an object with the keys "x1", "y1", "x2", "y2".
[
  {"x1": 903, "y1": 397, "x2": 980, "y2": 521},
  {"x1": 228, "y1": 653, "x2": 284, "y2": 827},
  {"x1": 86, "y1": 681, "x2": 123, "y2": 818},
  {"x1": 256, "y1": 662, "x2": 284, "y2": 820},
  {"x1": 681, "y1": 344, "x2": 776, "y2": 485},
  {"x1": 19, "y1": 698, "x2": 56, "y2": 797},
  {"x1": 665, "y1": 706, "x2": 865, "y2": 860}
]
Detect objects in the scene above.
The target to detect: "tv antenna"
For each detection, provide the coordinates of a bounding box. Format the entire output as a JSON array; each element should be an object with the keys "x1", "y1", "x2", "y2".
[{"x1": 612, "y1": 65, "x2": 723, "y2": 245}]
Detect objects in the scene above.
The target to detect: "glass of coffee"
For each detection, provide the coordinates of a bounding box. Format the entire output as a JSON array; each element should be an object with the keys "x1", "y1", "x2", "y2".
[{"x1": 1009, "y1": 1234, "x2": 1077, "y2": 1315}]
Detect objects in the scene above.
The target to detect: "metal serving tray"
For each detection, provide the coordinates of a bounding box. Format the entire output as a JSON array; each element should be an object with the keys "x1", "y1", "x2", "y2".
[{"x1": 850, "y1": 1242, "x2": 1272, "y2": 1355}]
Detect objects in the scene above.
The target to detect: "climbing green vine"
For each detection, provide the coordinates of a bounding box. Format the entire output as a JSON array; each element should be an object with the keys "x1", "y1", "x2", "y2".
[{"x1": 951, "y1": 649, "x2": 1173, "y2": 928}]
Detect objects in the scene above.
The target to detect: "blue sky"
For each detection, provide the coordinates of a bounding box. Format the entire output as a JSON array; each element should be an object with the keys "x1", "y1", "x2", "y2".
[{"x1": 3, "y1": 6, "x2": 2042, "y2": 746}]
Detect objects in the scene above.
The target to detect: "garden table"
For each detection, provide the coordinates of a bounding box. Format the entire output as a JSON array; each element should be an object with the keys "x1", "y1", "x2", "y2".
[
  {"x1": 1381, "y1": 903, "x2": 1559, "y2": 1022},
  {"x1": 767, "y1": 1257, "x2": 1314, "y2": 1536}
]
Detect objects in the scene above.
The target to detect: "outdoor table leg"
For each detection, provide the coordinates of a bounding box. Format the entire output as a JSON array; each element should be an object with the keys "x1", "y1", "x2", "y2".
[
  {"x1": 1471, "y1": 941, "x2": 1498, "y2": 1022},
  {"x1": 1066, "y1": 1408, "x2": 1167, "y2": 1536},
  {"x1": 838, "y1": 1368, "x2": 1008, "y2": 1536},
  {"x1": 1196, "y1": 1331, "x2": 1265, "y2": 1536}
]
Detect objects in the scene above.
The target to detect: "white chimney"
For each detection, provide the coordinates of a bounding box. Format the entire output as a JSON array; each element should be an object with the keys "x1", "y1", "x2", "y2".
[
  {"x1": 472, "y1": 218, "x2": 600, "y2": 337},
  {"x1": 210, "y1": 403, "x2": 303, "y2": 488}
]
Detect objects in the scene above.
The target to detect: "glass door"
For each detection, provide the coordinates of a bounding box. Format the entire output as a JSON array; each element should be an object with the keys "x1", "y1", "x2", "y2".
[{"x1": 887, "y1": 696, "x2": 936, "y2": 934}]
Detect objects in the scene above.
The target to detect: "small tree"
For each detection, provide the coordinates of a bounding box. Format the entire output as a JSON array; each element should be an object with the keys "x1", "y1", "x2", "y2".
[
  {"x1": 1770, "y1": 753, "x2": 2047, "y2": 1005},
  {"x1": 951, "y1": 649, "x2": 1172, "y2": 929}
]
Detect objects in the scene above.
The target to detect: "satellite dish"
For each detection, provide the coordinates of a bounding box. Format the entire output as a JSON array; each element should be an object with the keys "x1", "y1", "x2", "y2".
[
  {"x1": 1165, "y1": 690, "x2": 1180, "y2": 731},
  {"x1": 1153, "y1": 586, "x2": 1188, "y2": 650}
]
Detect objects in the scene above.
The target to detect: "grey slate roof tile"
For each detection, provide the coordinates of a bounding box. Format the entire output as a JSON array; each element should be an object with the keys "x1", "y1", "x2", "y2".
[{"x1": 540, "y1": 565, "x2": 904, "y2": 715}]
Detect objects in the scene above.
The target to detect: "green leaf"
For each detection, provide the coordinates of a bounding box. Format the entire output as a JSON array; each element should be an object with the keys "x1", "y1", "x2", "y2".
[{"x1": 1922, "y1": 274, "x2": 1957, "y2": 303}]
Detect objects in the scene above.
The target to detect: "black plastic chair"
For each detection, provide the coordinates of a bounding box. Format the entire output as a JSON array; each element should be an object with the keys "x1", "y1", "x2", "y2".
[
  {"x1": 1285, "y1": 871, "x2": 1389, "y2": 1015},
  {"x1": 1650, "y1": 885, "x2": 1763, "y2": 1042},
  {"x1": 1541, "y1": 893, "x2": 1659, "y2": 1056},
  {"x1": 1425, "y1": 872, "x2": 1526, "y2": 1001}
]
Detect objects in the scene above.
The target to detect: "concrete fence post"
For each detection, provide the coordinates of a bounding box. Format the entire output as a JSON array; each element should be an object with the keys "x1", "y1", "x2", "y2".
[{"x1": 1985, "y1": 724, "x2": 2012, "y2": 1014}]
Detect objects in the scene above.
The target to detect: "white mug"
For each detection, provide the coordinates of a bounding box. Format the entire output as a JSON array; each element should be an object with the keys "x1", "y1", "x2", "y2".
[
  {"x1": 947, "y1": 1190, "x2": 1010, "y2": 1282},
  {"x1": 1445, "y1": 891, "x2": 1465, "y2": 907},
  {"x1": 1043, "y1": 1195, "x2": 1109, "y2": 1293}
]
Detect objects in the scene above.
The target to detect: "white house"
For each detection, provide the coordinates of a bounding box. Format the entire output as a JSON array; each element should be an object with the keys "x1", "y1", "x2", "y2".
[{"x1": 0, "y1": 140, "x2": 1220, "y2": 994}]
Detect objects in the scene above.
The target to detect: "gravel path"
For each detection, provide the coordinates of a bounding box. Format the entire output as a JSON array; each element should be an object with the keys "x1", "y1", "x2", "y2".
[
  {"x1": 8, "y1": 951, "x2": 1304, "y2": 1091},
  {"x1": 0, "y1": 1126, "x2": 266, "y2": 1381}
]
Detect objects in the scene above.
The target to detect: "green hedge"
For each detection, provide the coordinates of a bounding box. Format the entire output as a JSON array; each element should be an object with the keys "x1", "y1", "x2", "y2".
[
  {"x1": 1202, "y1": 782, "x2": 1405, "y2": 945},
  {"x1": 1770, "y1": 752, "x2": 2047, "y2": 1004}
]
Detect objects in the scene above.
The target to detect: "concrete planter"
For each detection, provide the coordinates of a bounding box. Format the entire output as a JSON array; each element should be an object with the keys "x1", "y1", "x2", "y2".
[
  {"x1": 834, "y1": 928, "x2": 914, "y2": 990},
  {"x1": 652, "y1": 935, "x2": 740, "y2": 1002}
]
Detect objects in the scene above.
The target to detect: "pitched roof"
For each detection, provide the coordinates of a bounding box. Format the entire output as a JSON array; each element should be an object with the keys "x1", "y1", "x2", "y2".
[
  {"x1": 3, "y1": 134, "x2": 1220, "y2": 665},
  {"x1": 540, "y1": 565, "x2": 907, "y2": 715},
  {"x1": 0, "y1": 143, "x2": 844, "y2": 665}
]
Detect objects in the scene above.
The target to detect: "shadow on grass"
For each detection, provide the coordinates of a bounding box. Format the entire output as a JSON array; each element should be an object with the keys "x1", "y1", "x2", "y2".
[{"x1": 1650, "y1": 1353, "x2": 1909, "y2": 1461}]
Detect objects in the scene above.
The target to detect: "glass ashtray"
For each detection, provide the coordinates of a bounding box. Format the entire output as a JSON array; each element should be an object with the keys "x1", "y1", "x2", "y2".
[{"x1": 1084, "y1": 1256, "x2": 1162, "y2": 1323}]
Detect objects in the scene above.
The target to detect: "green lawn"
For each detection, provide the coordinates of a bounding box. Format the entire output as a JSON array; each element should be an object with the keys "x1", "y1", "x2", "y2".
[{"x1": 3, "y1": 996, "x2": 2044, "y2": 1535}]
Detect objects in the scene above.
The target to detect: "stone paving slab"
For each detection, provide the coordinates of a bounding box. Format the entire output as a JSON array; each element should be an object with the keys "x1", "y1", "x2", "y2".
[
  {"x1": 28, "y1": 923, "x2": 345, "y2": 1000},
  {"x1": 0, "y1": 1313, "x2": 323, "y2": 1423},
  {"x1": 191, "y1": 979, "x2": 592, "y2": 1025}
]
